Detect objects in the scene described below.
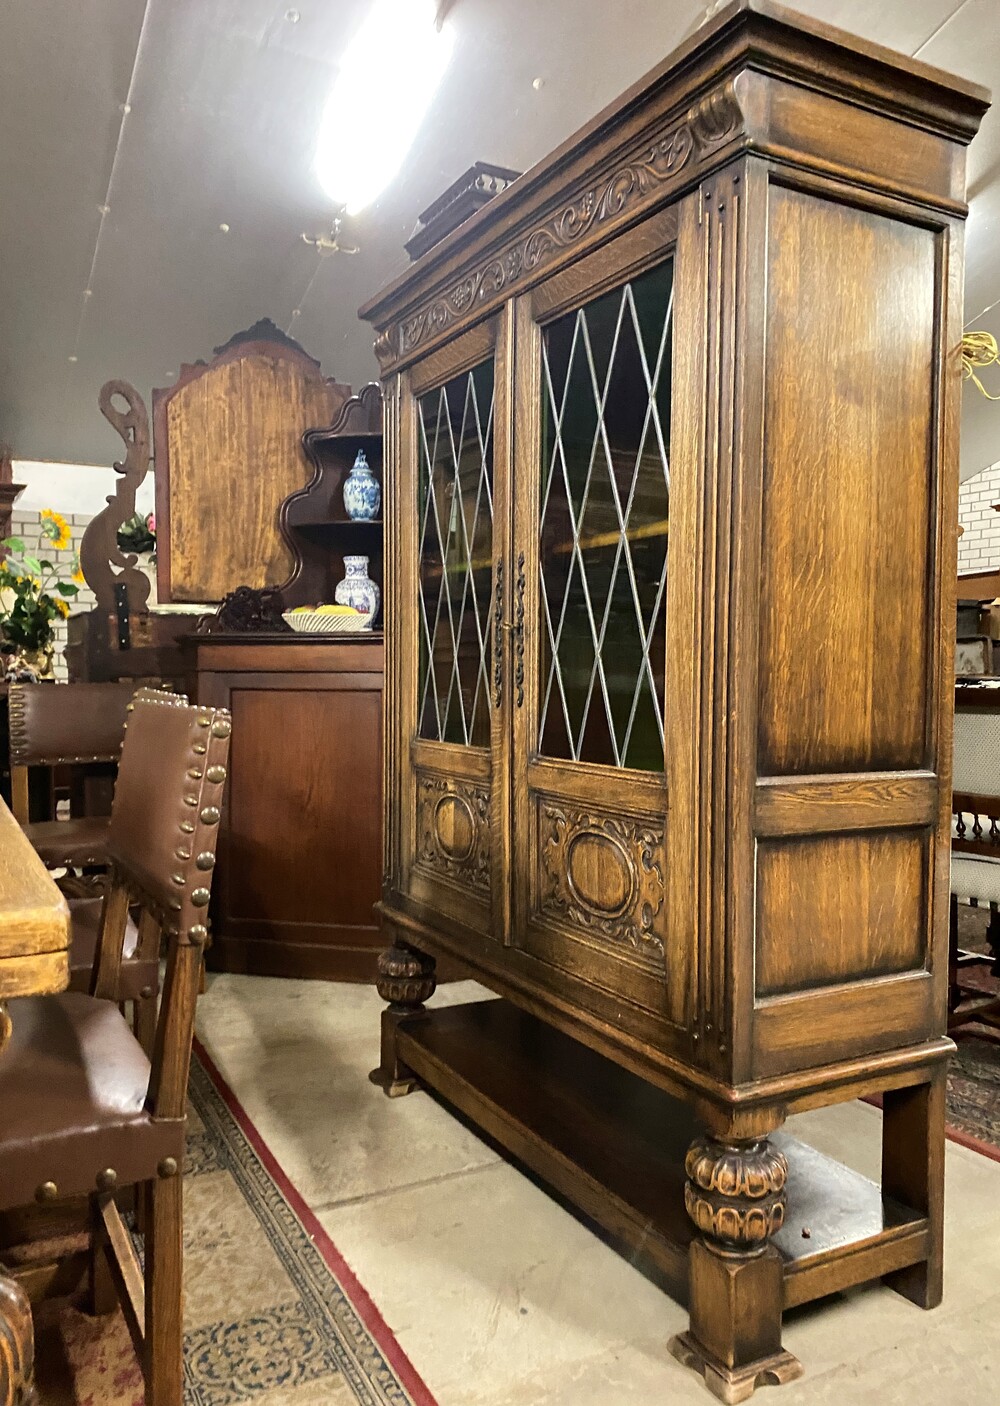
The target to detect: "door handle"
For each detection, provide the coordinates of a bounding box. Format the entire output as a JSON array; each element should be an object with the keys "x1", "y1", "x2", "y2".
[
  {"x1": 514, "y1": 551, "x2": 526, "y2": 709},
  {"x1": 493, "y1": 561, "x2": 504, "y2": 708}
]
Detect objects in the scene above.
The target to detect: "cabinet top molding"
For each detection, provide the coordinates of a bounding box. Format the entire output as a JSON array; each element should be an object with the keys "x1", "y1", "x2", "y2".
[{"x1": 359, "y1": 0, "x2": 989, "y2": 372}]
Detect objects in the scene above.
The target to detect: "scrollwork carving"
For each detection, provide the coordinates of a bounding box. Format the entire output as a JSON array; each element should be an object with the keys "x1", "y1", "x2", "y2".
[
  {"x1": 381, "y1": 81, "x2": 744, "y2": 365},
  {"x1": 538, "y1": 804, "x2": 665, "y2": 963},
  {"x1": 416, "y1": 775, "x2": 491, "y2": 893},
  {"x1": 78, "y1": 381, "x2": 152, "y2": 612},
  {"x1": 684, "y1": 1136, "x2": 788, "y2": 1252}
]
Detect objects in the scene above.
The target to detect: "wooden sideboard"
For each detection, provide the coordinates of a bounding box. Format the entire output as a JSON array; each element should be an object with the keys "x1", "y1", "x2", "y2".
[{"x1": 190, "y1": 636, "x2": 383, "y2": 981}]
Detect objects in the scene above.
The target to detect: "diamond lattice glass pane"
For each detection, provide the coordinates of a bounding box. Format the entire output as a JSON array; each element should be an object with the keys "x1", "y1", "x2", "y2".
[
  {"x1": 417, "y1": 359, "x2": 495, "y2": 747},
  {"x1": 538, "y1": 259, "x2": 672, "y2": 772}
]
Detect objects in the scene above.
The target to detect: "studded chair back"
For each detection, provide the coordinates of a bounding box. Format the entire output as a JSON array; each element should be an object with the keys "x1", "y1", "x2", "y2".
[
  {"x1": 91, "y1": 694, "x2": 230, "y2": 1117},
  {"x1": 7, "y1": 681, "x2": 139, "y2": 824}
]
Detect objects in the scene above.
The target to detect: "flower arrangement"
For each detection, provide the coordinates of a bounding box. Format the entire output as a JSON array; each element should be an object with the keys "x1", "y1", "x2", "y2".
[
  {"x1": 0, "y1": 509, "x2": 81, "y2": 670},
  {"x1": 117, "y1": 511, "x2": 156, "y2": 558}
]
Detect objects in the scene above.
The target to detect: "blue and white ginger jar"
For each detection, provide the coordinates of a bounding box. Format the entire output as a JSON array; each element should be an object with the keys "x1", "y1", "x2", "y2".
[{"x1": 342, "y1": 450, "x2": 380, "y2": 522}]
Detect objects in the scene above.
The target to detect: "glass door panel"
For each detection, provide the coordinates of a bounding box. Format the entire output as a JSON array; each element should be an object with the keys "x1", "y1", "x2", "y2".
[
  {"x1": 538, "y1": 260, "x2": 673, "y2": 773},
  {"x1": 417, "y1": 360, "x2": 495, "y2": 749},
  {"x1": 512, "y1": 234, "x2": 673, "y2": 1012},
  {"x1": 398, "y1": 323, "x2": 507, "y2": 947}
]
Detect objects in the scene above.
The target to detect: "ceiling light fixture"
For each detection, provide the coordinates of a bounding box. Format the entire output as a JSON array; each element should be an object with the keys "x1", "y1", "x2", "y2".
[
  {"x1": 302, "y1": 215, "x2": 360, "y2": 256},
  {"x1": 314, "y1": 0, "x2": 455, "y2": 214}
]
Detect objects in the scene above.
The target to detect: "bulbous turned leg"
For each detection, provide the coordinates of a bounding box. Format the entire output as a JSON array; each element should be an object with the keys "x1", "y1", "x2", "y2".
[
  {"x1": 669, "y1": 1134, "x2": 802, "y2": 1404},
  {"x1": 368, "y1": 942, "x2": 436, "y2": 1097},
  {"x1": 0, "y1": 1272, "x2": 36, "y2": 1406}
]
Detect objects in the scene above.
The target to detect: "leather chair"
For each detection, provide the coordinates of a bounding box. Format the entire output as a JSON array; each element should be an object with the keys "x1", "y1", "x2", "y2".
[
  {"x1": 950, "y1": 705, "x2": 1000, "y2": 1035},
  {"x1": 7, "y1": 681, "x2": 141, "y2": 870},
  {"x1": 0, "y1": 692, "x2": 231, "y2": 1405}
]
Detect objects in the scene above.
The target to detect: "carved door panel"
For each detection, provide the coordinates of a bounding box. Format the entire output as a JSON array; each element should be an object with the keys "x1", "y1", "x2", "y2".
[
  {"x1": 394, "y1": 317, "x2": 511, "y2": 941},
  {"x1": 509, "y1": 215, "x2": 676, "y2": 1015}
]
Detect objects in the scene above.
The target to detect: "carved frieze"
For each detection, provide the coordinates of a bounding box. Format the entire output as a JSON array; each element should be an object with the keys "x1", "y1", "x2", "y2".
[
  {"x1": 415, "y1": 774, "x2": 491, "y2": 893},
  {"x1": 374, "y1": 82, "x2": 743, "y2": 369},
  {"x1": 538, "y1": 804, "x2": 665, "y2": 964}
]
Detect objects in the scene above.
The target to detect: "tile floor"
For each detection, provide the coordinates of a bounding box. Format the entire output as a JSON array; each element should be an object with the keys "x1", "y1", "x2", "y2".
[{"x1": 195, "y1": 975, "x2": 1000, "y2": 1406}]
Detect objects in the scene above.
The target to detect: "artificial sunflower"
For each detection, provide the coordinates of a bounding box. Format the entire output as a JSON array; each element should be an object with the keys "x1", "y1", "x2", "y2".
[
  {"x1": 53, "y1": 597, "x2": 70, "y2": 619},
  {"x1": 40, "y1": 508, "x2": 72, "y2": 550},
  {"x1": 71, "y1": 551, "x2": 86, "y2": 586}
]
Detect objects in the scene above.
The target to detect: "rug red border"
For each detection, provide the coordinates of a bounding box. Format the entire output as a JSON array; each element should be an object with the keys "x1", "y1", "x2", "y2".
[{"x1": 193, "y1": 1037, "x2": 440, "y2": 1406}]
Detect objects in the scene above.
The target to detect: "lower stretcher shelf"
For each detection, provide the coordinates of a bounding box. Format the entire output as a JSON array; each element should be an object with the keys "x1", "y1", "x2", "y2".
[{"x1": 395, "y1": 998, "x2": 929, "y2": 1311}]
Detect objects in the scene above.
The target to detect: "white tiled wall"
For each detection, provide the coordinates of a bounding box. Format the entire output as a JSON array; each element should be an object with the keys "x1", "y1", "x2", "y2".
[
  {"x1": 9, "y1": 512, "x2": 97, "y2": 681},
  {"x1": 958, "y1": 459, "x2": 1000, "y2": 576}
]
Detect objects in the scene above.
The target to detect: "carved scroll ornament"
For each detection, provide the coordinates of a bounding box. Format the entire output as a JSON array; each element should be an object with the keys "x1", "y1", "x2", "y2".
[
  {"x1": 78, "y1": 381, "x2": 152, "y2": 612},
  {"x1": 374, "y1": 82, "x2": 743, "y2": 369}
]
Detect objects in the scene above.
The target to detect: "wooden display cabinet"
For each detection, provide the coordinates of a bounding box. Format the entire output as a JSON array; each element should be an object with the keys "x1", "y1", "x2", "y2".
[
  {"x1": 190, "y1": 386, "x2": 386, "y2": 981},
  {"x1": 360, "y1": 2, "x2": 988, "y2": 1399}
]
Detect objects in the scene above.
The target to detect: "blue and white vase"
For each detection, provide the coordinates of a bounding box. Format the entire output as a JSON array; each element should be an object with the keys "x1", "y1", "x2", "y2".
[
  {"x1": 342, "y1": 450, "x2": 380, "y2": 522},
  {"x1": 335, "y1": 555, "x2": 380, "y2": 625}
]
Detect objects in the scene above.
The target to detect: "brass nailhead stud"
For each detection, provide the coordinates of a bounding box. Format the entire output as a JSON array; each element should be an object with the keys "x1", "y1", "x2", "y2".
[
  {"x1": 172, "y1": 873, "x2": 186, "y2": 886},
  {"x1": 197, "y1": 717, "x2": 212, "y2": 728},
  {"x1": 206, "y1": 764, "x2": 227, "y2": 783},
  {"x1": 96, "y1": 1168, "x2": 118, "y2": 1192},
  {"x1": 187, "y1": 767, "x2": 204, "y2": 780},
  {"x1": 200, "y1": 806, "x2": 220, "y2": 825},
  {"x1": 176, "y1": 847, "x2": 191, "y2": 861},
  {"x1": 193, "y1": 743, "x2": 207, "y2": 755},
  {"x1": 140, "y1": 985, "x2": 153, "y2": 999},
  {"x1": 179, "y1": 821, "x2": 195, "y2": 834},
  {"x1": 191, "y1": 888, "x2": 211, "y2": 907},
  {"x1": 196, "y1": 852, "x2": 215, "y2": 870},
  {"x1": 211, "y1": 719, "x2": 231, "y2": 738},
  {"x1": 184, "y1": 795, "x2": 198, "y2": 807},
  {"x1": 189, "y1": 924, "x2": 209, "y2": 945},
  {"x1": 157, "y1": 1157, "x2": 178, "y2": 1178},
  {"x1": 35, "y1": 1181, "x2": 58, "y2": 1204},
  {"x1": 169, "y1": 898, "x2": 183, "y2": 912},
  {"x1": 126, "y1": 702, "x2": 135, "y2": 712}
]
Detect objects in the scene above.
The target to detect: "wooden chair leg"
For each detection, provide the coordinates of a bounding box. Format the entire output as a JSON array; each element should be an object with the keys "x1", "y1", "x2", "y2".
[
  {"x1": 133, "y1": 991, "x2": 158, "y2": 1061},
  {"x1": 144, "y1": 1174, "x2": 184, "y2": 1406},
  {"x1": 88, "y1": 1196, "x2": 117, "y2": 1317}
]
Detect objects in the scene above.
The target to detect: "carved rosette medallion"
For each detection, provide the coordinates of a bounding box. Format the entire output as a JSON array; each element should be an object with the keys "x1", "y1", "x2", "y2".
[
  {"x1": 538, "y1": 805, "x2": 665, "y2": 964},
  {"x1": 683, "y1": 1136, "x2": 788, "y2": 1252},
  {"x1": 372, "y1": 81, "x2": 744, "y2": 370},
  {"x1": 416, "y1": 775, "x2": 491, "y2": 893},
  {"x1": 375, "y1": 944, "x2": 436, "y2": 1010}
]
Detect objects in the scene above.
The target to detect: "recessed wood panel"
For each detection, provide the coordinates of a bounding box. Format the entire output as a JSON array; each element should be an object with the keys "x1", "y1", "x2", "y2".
[
  {"x1": 757, "y1": 186, "x2": 937, "y2": 776},
  {"x1": 226, "y1": 685, "x2": 381, "y2": 931},
  {"x1": 755, "y1": 831, "x2": 927, "y2": 998}
]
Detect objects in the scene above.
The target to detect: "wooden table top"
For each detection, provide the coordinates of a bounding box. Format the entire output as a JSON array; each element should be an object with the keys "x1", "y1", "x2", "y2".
[{"x1": 0, "y1": 796, "x2": 69, "y2": 999}]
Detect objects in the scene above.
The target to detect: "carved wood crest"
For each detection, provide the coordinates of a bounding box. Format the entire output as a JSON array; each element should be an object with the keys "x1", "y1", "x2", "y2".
[{"x1": 372, "y1": 82, "x2": 742, "y2": 369}]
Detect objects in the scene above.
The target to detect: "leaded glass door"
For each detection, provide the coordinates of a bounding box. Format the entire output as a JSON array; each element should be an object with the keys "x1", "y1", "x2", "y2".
[
  {"x1": 395, "y1": 319, "x2": 510, "y2": 940},
  {"x1": 511, "y1": 221, "x2": 674, "y2": 1011}
]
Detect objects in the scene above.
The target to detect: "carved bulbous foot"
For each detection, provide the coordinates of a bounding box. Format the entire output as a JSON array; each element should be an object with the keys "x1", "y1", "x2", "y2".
[
  {"x1": 369, "y1": 943, "x2": 436, "y2": 1097},
  {"x1": 670, "y1": 1132, "x2": 802, "y2": 1402},
  {"x1": 0, "y1": 1273, "x2": 36, "y2": 1406},
  {"x1": 683, "y1": 1135, "x2": 788, "y2": 1253}
]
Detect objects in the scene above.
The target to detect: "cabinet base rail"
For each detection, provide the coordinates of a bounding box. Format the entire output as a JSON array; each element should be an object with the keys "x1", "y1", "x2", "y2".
[{"x1": 386, "y1": 997, "x2": 939, "y2": 1401}]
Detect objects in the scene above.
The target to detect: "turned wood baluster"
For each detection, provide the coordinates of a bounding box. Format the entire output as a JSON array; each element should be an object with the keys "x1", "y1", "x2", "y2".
[
  {"x1": 670, "y1": 1132, "x2": 802, "y2": 1405},
  {"x1": 368, "y1": 943, "x2": 436, "y2": 1097}
]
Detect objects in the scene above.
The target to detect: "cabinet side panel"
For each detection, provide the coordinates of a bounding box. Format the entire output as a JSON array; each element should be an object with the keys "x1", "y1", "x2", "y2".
[
  {"x1": 756, "y1": 830, "x2": 927, "y2": 998},
  {"x1": 757, "y1": 187, "x2": 937, "y2": 776}
]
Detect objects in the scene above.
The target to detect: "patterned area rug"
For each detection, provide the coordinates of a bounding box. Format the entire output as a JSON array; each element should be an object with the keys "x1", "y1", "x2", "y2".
[
  {"x1": 948, "y1": 904, "x2": 1000, "y2": 1160},
  {"x1": 41, "y1": 1046, "x2": 436, "y2": 1406}
]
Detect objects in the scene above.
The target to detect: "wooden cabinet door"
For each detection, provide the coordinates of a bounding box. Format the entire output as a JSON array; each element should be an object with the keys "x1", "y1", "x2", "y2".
[
  {"x1": 509, "y1": 214, "x2": 677, "y2": 1015},
  {"x1": 390, "y1": 316, "x2": 512, "y2": 942}
]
